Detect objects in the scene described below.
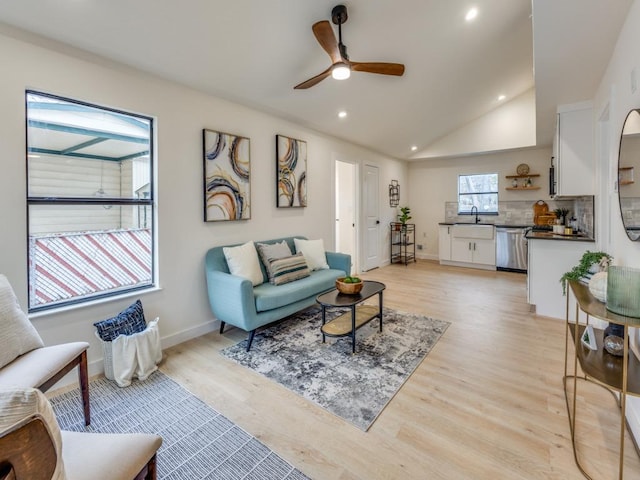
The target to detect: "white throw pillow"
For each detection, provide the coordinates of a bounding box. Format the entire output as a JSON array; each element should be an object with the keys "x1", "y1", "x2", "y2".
[
  {"x1": 223, "y1": 241, "x2": 264, "y2": 286},
  {"x1": 294, "y1": 238, "x2": 329, "y2": 271},
  {"x1": 0, "y1": 274, "x2": 44, "y2": 369}
]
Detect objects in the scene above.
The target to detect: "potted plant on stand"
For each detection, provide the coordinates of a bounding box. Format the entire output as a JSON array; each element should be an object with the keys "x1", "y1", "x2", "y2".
[
  {"x1": 398, "y1": 206, "x2": 412, "y2": 228},
  {"x1": 397, "y1": 206, "x2": 412, "y2": 243}
]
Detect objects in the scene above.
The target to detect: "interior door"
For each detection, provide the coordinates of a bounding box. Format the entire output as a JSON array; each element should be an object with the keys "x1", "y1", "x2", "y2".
[
  {"x1": 335, "y1": 159, "x2": 357, "y2": 273},
  {"x1": 363, "y1": 164, "x2": 380, "y2": 271}
]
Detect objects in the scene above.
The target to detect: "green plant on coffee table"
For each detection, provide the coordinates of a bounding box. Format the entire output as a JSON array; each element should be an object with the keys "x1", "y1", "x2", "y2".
[
  {"x1": 559, "y1": 250, "x2": 612, "y2": 295},
  {"x1": 342, "y1": 276, "x2": 361, "y2": 284}
]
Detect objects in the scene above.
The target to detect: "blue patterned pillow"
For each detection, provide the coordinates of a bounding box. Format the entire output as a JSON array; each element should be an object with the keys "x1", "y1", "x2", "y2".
[{"x1": 94, "y1": 300, "x2": 147, "y2": 342}]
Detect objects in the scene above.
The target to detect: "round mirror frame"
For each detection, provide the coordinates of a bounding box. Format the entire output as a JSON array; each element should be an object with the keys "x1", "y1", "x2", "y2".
[{"x1": 618, "y1": 109, "x2": 640, "y2": 241}]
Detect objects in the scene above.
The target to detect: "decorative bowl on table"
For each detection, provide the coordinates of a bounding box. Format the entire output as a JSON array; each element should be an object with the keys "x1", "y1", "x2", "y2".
[{"x1": 336, "y1": 276, "x2": 363, "y2": 295}]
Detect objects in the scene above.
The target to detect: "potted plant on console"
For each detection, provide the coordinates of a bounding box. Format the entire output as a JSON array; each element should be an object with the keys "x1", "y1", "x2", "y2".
[{"x1": 559, "y1": 250, "x2": 612, "y2": 295}]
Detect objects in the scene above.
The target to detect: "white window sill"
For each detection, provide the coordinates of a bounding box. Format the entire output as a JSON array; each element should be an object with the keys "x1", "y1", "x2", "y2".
[{"x1": 29, "y1": 286, "x2": 163, "y2": 320}]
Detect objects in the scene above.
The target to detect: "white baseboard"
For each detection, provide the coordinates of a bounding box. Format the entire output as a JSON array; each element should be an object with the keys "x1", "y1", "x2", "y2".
[{"x1": 50, "y1": 319, "x2": 218, "y2": 391}]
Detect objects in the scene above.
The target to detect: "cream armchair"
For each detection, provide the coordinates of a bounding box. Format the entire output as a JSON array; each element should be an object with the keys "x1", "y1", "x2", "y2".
[
  {"x1": 0, "y1": 275, "x2": 90, "y2": 425},
  {"x1": 0, "y1": 386, "x2": 162, "y2": 480}
]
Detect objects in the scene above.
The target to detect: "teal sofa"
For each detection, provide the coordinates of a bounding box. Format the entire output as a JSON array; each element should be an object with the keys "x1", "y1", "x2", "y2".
[{"x1": 205, "y1": 236, "x2": 350, "y2": 351}]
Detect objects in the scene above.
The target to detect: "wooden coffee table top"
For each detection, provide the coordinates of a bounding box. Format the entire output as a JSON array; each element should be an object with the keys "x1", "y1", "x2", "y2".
[{"x1": 316, "y1": 280, "x2": 385, "y2": 307}]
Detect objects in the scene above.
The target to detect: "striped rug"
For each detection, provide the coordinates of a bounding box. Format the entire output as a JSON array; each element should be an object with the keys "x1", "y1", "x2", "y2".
[{"x1": 50, "y1": 371, "x2": 308, "y2": 480}]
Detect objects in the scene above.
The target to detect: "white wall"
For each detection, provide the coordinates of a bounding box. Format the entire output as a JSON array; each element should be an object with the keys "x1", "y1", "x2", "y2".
[
  {"x1": 591, "y1": 0, "x2": 640, "y2": 442},
  {"x1": 407, "y1": 147, "x2": 551, "y2": 259},
  {"x1": 414, "y1": 89, "x2": 537, "y2": 159},
  {"x1": 0, "y1": 29, "x2": 407, "y2": 377}
]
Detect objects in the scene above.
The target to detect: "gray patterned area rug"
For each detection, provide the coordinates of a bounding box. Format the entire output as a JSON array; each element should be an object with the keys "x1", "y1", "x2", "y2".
[
  {"x1": 221, "y1": 307, "x2": 450, "y2": 431},
  {"x1": 50, "y1": 371, "x2": 308, "y2": 480}
]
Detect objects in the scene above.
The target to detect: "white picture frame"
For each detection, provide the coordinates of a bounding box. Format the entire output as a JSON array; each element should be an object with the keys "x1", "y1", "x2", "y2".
[{"x1": 581, "y1": 324, "x2": 597, "y2": 350}]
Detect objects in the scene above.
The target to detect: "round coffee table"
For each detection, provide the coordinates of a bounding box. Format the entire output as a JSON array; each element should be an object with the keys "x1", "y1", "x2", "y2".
[{"x1": 316, "y1": 280, "x2": 386, "y2": 353}]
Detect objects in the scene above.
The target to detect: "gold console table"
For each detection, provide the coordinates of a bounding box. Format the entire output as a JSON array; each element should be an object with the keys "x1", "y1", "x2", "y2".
[{"x1": 564, "y1": 280, "x2": 640, "y2": 479}]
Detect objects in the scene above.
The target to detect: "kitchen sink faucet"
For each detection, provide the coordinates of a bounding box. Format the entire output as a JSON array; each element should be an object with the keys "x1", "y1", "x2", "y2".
[{"x1": 470, "y1": 206, "x2": 480, "y2": 223}]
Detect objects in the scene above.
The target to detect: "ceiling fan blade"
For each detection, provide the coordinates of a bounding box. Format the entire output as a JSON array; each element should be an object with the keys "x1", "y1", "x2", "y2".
[
  {"x1": 312, "y1": 21, "x2": 342, "y2": 64},
  {"x1": 351, "y1": 62, "x2": 405, "y2": 76},
  {"x1": 294, "y1": 66, "x2": 333, "y2": 89}
]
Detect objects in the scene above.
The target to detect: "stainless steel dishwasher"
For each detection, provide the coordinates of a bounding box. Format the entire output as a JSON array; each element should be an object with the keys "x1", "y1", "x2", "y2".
[{"x1": 495, "y1": 227, "x2": 528, "y2": 273}]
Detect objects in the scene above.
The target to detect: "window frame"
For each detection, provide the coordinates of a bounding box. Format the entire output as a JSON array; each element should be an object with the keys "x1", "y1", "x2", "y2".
[
  {"x1": 457, "y1": 173, "x2": 499, "y2": 215},
  {"x1": 25, "y1": 90, "x2": 156, "y2": 313}
]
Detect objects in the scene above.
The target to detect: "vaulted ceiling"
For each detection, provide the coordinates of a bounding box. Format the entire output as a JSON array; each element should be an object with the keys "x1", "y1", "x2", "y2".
[{"x1": 0, "y1": 0, "x2": 633, "y2": 160}]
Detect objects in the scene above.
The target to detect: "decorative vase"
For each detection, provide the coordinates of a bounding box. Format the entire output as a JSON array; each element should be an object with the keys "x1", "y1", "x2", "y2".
[
  {"x1": 588, "y1": 272, "x2": 607, "y2": 303},
  {"x1": 606, "y1": 266, "x2": 640, "y2": 318}
]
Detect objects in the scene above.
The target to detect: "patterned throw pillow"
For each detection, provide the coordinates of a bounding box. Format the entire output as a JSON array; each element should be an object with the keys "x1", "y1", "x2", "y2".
[
  {"x1": 94, "y1": 299, "x2": 147, "y2": 342},
  {"x1": 256, "y1": 241, "x2": 293, "y2": 279},
  {"x1": 268, "y1": 254, "x2": 311, "y2": 285}
]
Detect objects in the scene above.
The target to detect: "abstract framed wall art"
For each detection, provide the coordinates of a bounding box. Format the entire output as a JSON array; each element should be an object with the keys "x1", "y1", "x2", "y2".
[
  {"x1": 203, "y1": 129, "x2": 251, "y2": 221},
  {"x1": 276, "y1": 134, "x2": 307, "y2": 208}
]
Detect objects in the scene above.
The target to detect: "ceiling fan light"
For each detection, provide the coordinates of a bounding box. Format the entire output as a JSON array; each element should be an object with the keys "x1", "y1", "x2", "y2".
[{"x1": 332, "y1": 63, "x2": 351, "y2": 80}]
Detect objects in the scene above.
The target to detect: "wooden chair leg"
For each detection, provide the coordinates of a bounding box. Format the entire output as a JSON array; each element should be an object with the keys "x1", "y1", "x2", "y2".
[
  {"x1": 147, "y1": 454, "x2": 157, "y2": 480},
  {"x1": 78, "y1": 351, "x2": 90, "y2": 426}
]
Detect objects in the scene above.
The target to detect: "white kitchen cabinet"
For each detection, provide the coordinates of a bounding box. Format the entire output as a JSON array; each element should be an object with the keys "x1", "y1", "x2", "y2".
[
  {"x1": 440, "y1": 224, "x2": 496, "y2": 270},
  {"x1": 451, "y1": 238, "x2": 496, "y2": 265},
  {"x1": 552, "y1": 102, "x2": 594, "y2": 197},
  {"x1": 438, "y1": 225, "x2": 452, "y2": 261}
]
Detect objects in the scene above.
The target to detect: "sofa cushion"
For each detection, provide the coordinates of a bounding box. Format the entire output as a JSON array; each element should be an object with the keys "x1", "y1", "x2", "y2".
[
  {"x1": 256, "y1": 240, "x2": 291, "y2": 264},
  {"x1": 0, "y1": 274, "x2": 44, "y2": 369},
  {"x1": 223, "y1": 241, "x2": 263, "y2": 286},
  {"x1": 256, "y1": 241, "x2": 293, "y2": 280},
  {"x1": 294, "y1": 238, "x2": 329, "y2": 271},
  {"x1": 267, "y1": 254, "x2": 310, "y2": 286},
  {"x1": 253, "y1": 269, "x2": 342, "y2": 312}
]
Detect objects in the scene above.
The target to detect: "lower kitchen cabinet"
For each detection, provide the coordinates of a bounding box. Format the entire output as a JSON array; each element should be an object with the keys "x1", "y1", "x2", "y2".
[
  {"x1": 438, "y1": 225, "x2": 452, "y2": 261},
  {"x1": 439, "y1": 224, "x2": 496, "y2": 270},
  {"x1": 451, "y1": 238, "x2": 496, "y2": 265}
]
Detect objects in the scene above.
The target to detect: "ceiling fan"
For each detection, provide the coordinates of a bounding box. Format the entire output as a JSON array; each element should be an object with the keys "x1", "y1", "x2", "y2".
[{"x1": 294, "y1": 4, "x2": 405, "y2": 89}]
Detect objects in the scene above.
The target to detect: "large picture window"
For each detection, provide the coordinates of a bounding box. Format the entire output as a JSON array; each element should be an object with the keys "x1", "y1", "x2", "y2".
[
  {"x1": 458, "y1": 173, "x2": 498, "y2": 214},
  {"x1": 26, "y1": 91, "x2": 155, "y2": 312}
]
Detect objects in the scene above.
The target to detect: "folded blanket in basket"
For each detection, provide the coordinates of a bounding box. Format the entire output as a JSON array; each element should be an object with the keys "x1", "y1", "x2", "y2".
[{"x1": 111, "y1": 318, "x2": 161, "y2": 387}]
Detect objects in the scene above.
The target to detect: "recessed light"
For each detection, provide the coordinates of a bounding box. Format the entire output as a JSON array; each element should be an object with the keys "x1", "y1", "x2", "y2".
[
  {"x1": 411, "y1": 145, "x2": 418, "y2": 151},
  {"x1": 465, "y1": 7, "x2": 478, "y2": 22},
  {"x1": 498, "y1": 94, "x2": 506, "y2": 101},
  {"x1": 338, "y1": 111, "x2": 347, "y2": 118}
]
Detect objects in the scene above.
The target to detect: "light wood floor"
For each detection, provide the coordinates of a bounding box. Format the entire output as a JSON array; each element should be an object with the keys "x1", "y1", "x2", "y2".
[{"x1": 160, "y1": 260, "x2": 640, "y2": 479}]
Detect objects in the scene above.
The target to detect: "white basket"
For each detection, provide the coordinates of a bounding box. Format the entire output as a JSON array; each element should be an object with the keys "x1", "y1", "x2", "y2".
[{"x1": 95, "y1": 331, "x2": 115, "y2": 380}]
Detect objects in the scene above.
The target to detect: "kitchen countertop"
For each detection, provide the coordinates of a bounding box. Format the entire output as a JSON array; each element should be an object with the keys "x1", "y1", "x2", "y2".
[
  {"x1": 525, "y1": 231, "x2": 595, "y2": 242},
  {"x1": 438, "y1": 222, "x2": 533, "y2": 228}
]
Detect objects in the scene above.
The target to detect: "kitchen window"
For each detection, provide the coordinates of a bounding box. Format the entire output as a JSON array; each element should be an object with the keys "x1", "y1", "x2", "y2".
[
  {"x1": 26, "y1": 91, "x2": 156, "y2": 312},
  {"x1": 458, "y1": 173, "x2": 498, "y2": 214}
]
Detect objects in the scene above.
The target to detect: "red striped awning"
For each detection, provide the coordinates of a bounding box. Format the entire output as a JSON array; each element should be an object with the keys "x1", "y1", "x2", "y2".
[{"x1": 29, "y1": 228, "x2": 152, "y2": 308}]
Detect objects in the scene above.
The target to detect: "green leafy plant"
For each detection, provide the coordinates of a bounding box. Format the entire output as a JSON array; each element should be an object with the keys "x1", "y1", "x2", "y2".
[
  {"x1": 560, "y1": 250, "x2": 612, "y2": 294},
  {"x1": 554, "y1": 208, "x2": 570, "y2": 224},
  {"x1": 341, "y1": 276, "x2": 361, "y2": 284},
  {"x1": 398, "y1": 206, "x2": 412, "y2": 224}
]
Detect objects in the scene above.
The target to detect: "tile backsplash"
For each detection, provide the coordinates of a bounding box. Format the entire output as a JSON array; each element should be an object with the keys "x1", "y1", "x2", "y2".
[{"x1": 444, "y1": 197, "x2": 594, "y2": 236}]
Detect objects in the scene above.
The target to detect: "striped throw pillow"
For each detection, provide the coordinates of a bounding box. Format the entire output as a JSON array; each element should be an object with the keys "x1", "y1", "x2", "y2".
[{"x1": 268, "y1": 254, "x2": 311, "y2": 285}]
